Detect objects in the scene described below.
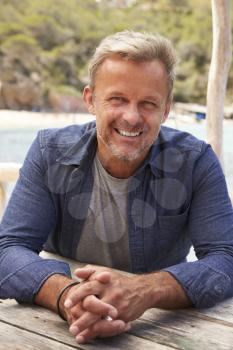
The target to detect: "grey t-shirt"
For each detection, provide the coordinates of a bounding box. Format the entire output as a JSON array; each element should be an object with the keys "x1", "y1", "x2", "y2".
[{"x1": 76, "y1": 153, "x2": 131, "y2": 271}]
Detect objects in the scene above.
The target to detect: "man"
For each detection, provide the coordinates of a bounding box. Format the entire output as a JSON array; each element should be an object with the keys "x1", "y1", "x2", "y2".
[{"x1": 1, "y1": 31, "x2": 233, "y2": 344}]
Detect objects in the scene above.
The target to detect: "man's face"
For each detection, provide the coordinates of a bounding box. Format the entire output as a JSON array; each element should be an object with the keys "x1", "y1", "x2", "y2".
[{"x1": 84, "y1": 56, "x2": 170, "y2": 167}]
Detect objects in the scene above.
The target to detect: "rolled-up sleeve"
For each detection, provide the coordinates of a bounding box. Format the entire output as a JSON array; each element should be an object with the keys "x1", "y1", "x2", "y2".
[
  {"x1": 0, "y1": 132, "x2": 71, "y2": 303},
  {"x1": 164, "y1": 145, "x2": 233, "y2": 308}
]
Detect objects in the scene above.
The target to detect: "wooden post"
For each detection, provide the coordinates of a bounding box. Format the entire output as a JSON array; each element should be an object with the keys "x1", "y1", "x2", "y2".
[
  {"x1": 0, "y1": 182, "x2": 6, "y2": 216},
  {"x1": 206, "y1": 0, "x2": 232, "y2": 164},
  {"x1": 0, "y1": 163, "x2": 21, "y2": 217}
]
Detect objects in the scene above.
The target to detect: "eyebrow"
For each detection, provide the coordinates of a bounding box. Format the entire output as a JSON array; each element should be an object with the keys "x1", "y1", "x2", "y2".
[
  {"x1": 144, "y1": 94, "x2": 162, "y2": 101},
  {"x1": 106, "y1": 91, "x2": 126, "y2": 97},
  {"x1": 107, "y1": 91, "x2": 162, "y2": 102}
]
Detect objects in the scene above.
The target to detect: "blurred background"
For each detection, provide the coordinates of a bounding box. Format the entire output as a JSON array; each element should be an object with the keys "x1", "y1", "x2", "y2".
[
  {"x1": 0, "y1": 0, "x2": 232, "y2": 109},
  {"x1": 0, "y1": 0, "x2": 233, "y2": 216}
]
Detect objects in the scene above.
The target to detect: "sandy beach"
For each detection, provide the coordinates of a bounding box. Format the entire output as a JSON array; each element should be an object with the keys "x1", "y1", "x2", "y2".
[
  {"x1": 1, "y1": 108, "x2": 232, "y2": 130},
  {"x1": 0, "y1": 110, "x2": 95, "y2": 129}
]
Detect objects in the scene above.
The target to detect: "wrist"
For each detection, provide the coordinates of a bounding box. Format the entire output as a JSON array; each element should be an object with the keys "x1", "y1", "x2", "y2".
[
  {"x1": 146, "y1": 271, "x2": 192, "y2": 309},
  {"x1": 35, "y1": 274, "x2": 73, "y2": 314},
  {"x1": 57, "y1": 280, "x2": 80, "y2": 321},
  {"x1": 147, "y1": 272, "x2": 170, "y2": 308},
  {"x1": 131, "y1": 274, "x2": 159, "y2": 310}
]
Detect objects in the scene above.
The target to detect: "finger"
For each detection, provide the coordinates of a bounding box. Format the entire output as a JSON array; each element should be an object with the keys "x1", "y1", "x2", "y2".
[
  {"x1": 74, "y1": 268, "x2": 96, "y2": 281},
  {"x1": 82, "y1": 295, "x2": 118, "y2": 318},
  {"x1": 93, "y1": 271, "x2": 112, "y2": 284},
  {"x1": 69, "y1": 312, "x2": 100, "y2": 336},
  {"x1": 75, "y1": 269, "x2": 111, "y2": 284},
  {"x1": 75, "y1": 319, "x2": 127, "y2": 344},
  {"x1": 68, "y1": 303, "x2": 85, "y2": 320},
  {"x1": 94, "y1": 320, "x2": 131, "y2": 337},
  {"x1": 64, "y1": 280, "x2": 103, "y2": 309}
]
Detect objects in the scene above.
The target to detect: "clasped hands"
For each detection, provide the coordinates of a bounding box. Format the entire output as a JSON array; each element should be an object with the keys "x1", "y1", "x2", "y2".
[{"x1": 62, "y1": 265, "x2": 153, "y2": 344}]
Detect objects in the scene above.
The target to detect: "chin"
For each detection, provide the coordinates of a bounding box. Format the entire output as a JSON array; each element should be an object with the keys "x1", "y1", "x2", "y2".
[{"x1": 109, "y1": 144, "x2": 147, "y2": 163}]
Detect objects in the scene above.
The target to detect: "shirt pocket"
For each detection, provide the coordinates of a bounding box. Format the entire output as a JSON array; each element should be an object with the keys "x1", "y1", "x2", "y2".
[{"x1": 157, "y1": 205, "x2": 190, "y2": 246}]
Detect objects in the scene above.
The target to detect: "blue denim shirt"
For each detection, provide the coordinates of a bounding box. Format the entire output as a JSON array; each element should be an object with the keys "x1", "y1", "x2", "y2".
[{"x1": 1, "y1": 122, "x2": 233, "y2": 308}]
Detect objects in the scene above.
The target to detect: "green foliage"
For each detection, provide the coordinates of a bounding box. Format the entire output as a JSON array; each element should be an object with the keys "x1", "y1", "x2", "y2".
[
  {"x1": 1, "y1": 33, "x2": 38, "y2": 50},
  {"x1": 52, "y1": 85, "x2": 82, "y2": 97},
  {"x1": 0, "y1": 0, "x2": 232, "y2": 103}
]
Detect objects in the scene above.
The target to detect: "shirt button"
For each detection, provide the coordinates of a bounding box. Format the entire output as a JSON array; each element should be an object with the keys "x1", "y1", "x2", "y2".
[{"x1": 214, "y1": 285, "x2": 223, "y2": 295}]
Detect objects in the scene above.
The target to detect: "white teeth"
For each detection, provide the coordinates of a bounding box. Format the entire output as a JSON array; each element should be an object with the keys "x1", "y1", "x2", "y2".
[{"x1": 117, "y1": 129, "x2": 141, "y2": 137}]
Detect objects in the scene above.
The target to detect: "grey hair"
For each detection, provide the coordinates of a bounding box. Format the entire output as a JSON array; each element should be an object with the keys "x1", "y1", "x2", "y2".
[{"x1": 88, "y1": 30, "x2": 177, "y2": 101}]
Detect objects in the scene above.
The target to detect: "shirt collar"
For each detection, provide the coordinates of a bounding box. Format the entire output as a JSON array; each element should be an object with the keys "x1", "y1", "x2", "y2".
[
  {"x1": 147, "y1": 137, "x2": 161, "y2": 177},
  {"x1": 56, "y1": 127, "x2": 97, "y2": 166},
  {"x1": 56, "y1": 124, "x2": 161, "y2": 177}
]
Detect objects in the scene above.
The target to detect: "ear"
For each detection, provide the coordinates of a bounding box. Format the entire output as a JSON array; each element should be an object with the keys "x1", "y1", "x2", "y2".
[
  {"x1": 83, "y1": 85, "x2": 96, "y2": 115},
  {"x1": 161, "y1": 102, "x2": 171, "y2": 123}
]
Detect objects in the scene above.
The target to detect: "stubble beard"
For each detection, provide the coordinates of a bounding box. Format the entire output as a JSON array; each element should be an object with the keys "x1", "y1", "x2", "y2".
[{"x1": 97, "y1": 128, "x2": 155, "y2": 163}]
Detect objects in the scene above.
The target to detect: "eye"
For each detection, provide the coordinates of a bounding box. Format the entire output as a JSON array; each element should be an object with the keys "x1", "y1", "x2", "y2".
[
  {"x1": 109, "y1": 96, "x2": 126, "y2": 106},
  {"x1": 141, "y1": 101, "x2": 157, "y2": 110}
]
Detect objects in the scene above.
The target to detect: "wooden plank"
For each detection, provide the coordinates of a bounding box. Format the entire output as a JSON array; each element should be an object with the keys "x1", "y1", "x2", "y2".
[
  {"x1": 0, "y1": 300, "x2": 173, "y2": 350},
  {"x1": 2, "y1": 299, "x2": 233, "y2": 350},
  {"x1": 138, "y1": 308, "x2": 233, "y2": 350},
  {"x1": 78, "y1": 333, "x2": 174, "y2": 350},
  {"x1": 2, "y1": 300, "x2": 233, "y2": 350},
  {"x1": 0, "y1": 321, "x2": 80, "y2": 350},
  {"x1": 162, "y1": 298, "x2": 233, "y2": 324}
]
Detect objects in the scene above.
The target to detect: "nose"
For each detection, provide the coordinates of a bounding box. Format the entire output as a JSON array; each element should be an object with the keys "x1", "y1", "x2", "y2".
[{"x1": 122, "y1": 103, "x2": 141, "y2": 126}]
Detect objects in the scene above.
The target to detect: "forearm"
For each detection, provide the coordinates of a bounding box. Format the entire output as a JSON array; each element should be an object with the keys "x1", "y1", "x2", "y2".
[
  {"x1": 164, "y1": 257, "x2": 233, "y2": 308},
  {"x1": 0, "y1": 245, "x2": 71, "y2": 303},
  {"x1": 34, "y1": 274, "x2": 74, "y2": 315},
  {"x1": 143, "y1": 271, "x2": 192, "y2": 309}
]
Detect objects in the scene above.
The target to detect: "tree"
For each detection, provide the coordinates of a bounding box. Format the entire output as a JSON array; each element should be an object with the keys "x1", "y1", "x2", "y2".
[{"x1": 206, "y1": 0, "x2": 232, "y2": 163}]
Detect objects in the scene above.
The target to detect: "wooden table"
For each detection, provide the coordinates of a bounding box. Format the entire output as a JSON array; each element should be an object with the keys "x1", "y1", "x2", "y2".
[{"x1": 1, "y1": 252, "x2": 233, "y2": 350}]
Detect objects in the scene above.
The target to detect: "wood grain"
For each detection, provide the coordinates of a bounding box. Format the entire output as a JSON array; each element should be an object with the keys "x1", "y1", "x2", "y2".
[
  {"x1": 1, "y1": 251, "x2": 233, "y2": 349},
  {"x1": 0, "y1": 320, "x2": 79, "y2": 350},
  {"x1": 0, "y1": 300, "x2": 173, "y2": 350},
  {"x1": 139, "y1": 308, "x2": 233, "y2": 350}
]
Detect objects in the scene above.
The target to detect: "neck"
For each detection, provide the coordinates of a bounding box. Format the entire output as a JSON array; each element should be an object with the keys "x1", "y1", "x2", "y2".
[{"x1": 97, "y1": 151, "x2": 145, "y2": 179}]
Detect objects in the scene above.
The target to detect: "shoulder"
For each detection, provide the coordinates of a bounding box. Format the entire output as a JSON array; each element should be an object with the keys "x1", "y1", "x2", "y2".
[
  {"x1": 149, "y1": 125, "x2": 218, "y2": 176},
  {"x1": 159, "y1": 125, "x2": 205, "y2": 153},
  {"x1": 38, "y1": 121, "x2": 96, "y2": 148},
  {"x1": 156, "y1": 125, "x2": 224, "y2": 190}
]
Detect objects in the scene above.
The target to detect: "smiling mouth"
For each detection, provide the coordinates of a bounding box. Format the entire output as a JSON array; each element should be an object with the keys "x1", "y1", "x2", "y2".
[{"x1": 115, "y1": 128, "x2": 143, "y2": 137}]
